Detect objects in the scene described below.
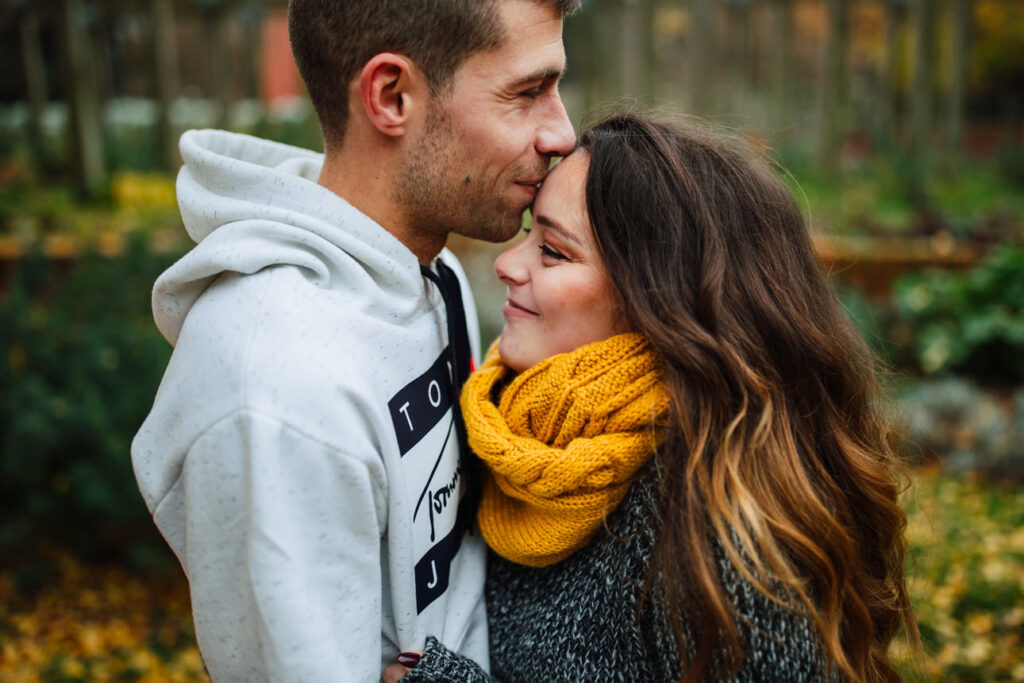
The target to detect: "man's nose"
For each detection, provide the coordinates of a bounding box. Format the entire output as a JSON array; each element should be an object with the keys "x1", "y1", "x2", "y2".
[{"x1": 536, "y1": 94, "x2": 576, "y2": 158}]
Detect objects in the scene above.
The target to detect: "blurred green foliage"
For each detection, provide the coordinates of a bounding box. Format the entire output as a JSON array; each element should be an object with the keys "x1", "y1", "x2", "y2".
[
  {"x1": 0, "y1": 240, "x2": 183, "y2": 562},
  {"x1": 996, "y1": 143, "x2": 1024, "y2": 189},
  {"x1": 781, "y1": 150, "x2": 1024, "y2": 241},
  {"x1": 892, "y1": 246, "x2": 1024, "y2": 384}
]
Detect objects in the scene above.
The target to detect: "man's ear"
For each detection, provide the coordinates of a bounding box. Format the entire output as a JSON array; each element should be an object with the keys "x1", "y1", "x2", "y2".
[{"x1": 358, "y1": 53, "x2": 424, "y2": 137}]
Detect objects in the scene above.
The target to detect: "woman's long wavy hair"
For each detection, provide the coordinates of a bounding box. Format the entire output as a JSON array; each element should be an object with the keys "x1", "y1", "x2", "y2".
[{"x1": 578, "y1": 113, "x2": 917, "y2": 682}]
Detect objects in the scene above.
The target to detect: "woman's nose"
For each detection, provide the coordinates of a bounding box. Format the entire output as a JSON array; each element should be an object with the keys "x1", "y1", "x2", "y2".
[{"x1": 495, "y1": 241, "x2": 529, "y2": 286}]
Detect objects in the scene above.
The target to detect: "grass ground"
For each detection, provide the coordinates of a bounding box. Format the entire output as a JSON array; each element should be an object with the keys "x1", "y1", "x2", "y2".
[{"x1": 0, "y1": 469, "x2": 1020, "y2": 682}]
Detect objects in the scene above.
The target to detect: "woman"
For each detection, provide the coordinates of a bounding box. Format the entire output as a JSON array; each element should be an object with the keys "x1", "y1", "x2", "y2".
[{"x1": 388, "y1": 113, "x2": 916, "y2": 682}]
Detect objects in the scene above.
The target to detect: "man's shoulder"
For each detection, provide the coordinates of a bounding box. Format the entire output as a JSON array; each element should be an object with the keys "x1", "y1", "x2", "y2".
[
  {"x1": 173, "y1": 264, "x2": 444, "y2": 421},
  {"x1": 183, "y1": 267, "x2": 377, "y2": 352}
]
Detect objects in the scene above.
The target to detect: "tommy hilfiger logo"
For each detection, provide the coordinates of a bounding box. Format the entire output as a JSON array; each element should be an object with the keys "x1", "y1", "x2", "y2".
[{"x1": 388, "y1": 348, "x2": 468, "y2": 613}]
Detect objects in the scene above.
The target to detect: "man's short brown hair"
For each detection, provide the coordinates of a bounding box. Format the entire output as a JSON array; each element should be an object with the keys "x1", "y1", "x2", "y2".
[{"x1": 288, "y1": 0, "x2": 580, "y2": 149}]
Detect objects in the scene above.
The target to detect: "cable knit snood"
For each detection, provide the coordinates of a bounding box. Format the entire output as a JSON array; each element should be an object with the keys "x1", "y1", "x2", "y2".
[{"x1": 460, "y1": 333, "x2": 671, "y2": 567}]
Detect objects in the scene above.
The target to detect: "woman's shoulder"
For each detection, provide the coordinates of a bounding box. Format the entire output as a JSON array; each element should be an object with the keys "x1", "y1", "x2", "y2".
[
  {"x1": 624, "y1": 464, "x2": 836, "y2": 681},
  {"x1": 713, "y1": 548, "x2": 836, "y2": 681}
]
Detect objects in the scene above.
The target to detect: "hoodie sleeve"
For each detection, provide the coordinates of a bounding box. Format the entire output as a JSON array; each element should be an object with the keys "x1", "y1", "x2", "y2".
[{"x1": 165, "y1": 408, "x2": 388, "y2": 683}]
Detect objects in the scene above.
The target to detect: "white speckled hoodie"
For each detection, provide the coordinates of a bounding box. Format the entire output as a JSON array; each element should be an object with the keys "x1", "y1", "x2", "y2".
[{"x1": 131, "y1": 129, "x2": 488, "y2": 682}]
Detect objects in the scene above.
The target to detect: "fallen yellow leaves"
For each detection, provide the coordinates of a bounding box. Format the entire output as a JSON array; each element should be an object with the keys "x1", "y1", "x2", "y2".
[
  {"x1": 892, "y1": 471, "x2": 1024, "y2": 681},
  {"x1": 0, "y1": 552, "x2": 209, "y2": 682},
  {"x1": 0, "y1": 470, "x2": 1019, "y2": 681}
]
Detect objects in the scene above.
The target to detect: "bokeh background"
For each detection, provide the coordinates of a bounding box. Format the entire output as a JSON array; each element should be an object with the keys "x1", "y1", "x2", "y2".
[{"x1": 1, "y1": 0, "x2": 1022, "y2": 680}]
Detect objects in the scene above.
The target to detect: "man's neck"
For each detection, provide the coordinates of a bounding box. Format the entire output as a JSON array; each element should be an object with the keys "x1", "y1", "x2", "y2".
[{"x1": 318, "y1": 149, "x2": 444, "y2": 266}]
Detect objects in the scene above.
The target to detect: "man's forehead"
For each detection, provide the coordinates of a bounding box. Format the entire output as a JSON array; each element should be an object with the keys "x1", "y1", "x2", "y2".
[{"x1": 460, "y1": 11, "x2": 566, "y2": 84}]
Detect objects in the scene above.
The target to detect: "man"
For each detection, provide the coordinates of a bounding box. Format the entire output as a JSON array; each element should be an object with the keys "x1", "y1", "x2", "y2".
[{"x1": 131, "y1": 0, "x2": 578, "y2": 680}]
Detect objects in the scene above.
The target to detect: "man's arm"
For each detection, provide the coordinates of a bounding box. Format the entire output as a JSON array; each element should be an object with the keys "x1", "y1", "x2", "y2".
[{"x1": 168, "y1": 408, "x2": 388, "y2": 682}]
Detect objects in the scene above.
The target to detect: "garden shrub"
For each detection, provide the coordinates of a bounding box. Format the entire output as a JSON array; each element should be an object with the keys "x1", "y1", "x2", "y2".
[
  {"x1": 892, "y1": 246, "x2": 1024, "y2": 384},
  {"x1": 997, "y1": 143, "x2": 1024, "y2": 189},
  {"x1": 900, "y1": 378, "x2": 1023, "y2": 480},
  {"x1": 0, "y1": 239, "x2": 183, "y2": 561}
]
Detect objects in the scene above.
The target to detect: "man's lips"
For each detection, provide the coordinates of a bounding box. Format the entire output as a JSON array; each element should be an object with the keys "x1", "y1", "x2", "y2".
[
  {"x1": 503, "y1": 298, "x2": 538, "y2": 317},
  {"x1": 513, "y1": 181, "x2": 541, "y2": 197}
]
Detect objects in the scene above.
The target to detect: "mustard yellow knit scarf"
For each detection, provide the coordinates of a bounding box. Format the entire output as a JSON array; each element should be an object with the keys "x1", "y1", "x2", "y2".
[{"x1": 461, "y1": 333, "x2": 670, "y2": 567}]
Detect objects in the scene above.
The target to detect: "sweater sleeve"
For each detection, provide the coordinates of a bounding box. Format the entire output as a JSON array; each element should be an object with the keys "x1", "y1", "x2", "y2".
[
  {"x1": 402, "y1": 636, "x2": 497, "y2": 682},
  {"x1": 157, "y1": 409, "x2": 388, "y2": 683}
]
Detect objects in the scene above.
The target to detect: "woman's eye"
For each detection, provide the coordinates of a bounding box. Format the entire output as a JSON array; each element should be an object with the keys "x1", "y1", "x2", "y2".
[{"x1": 539, "y1": 245, "x2": 569, "y2": 261}]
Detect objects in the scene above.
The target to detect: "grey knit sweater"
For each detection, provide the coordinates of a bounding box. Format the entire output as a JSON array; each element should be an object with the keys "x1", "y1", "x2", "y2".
[{"x1": 403, "y1": 465, "x2": 833, "y2": 682}]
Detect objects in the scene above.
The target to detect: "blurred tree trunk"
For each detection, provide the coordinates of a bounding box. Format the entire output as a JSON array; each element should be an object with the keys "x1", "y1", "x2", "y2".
[
  {"x1": 947, "y1": 0, "x2": 970, "y2": 154},
  {"x1": 640, "y1": 0, "x2": 657, "y2": 102},
  {"x1": 19, "y1": 6, "x2": 49, "y2": 170},
  {"x1": 620, "y1": 0, "x2": 657, "y2": 102},
  {"x1": 61, "y1": 0, "x2": 106, "y2": 198},
  {"x1": 575, "y1": 1, "x2": 600, "y2": 116},
  {"x1": 153, "y1": 0, "x2": 180, "y2": 169},
  {"x1": 819, "y1": 0, "x2": 849, "y2": 174},
  {"x1": 725, "y1": 0, "x2": 752, "y2": 94},
  {"x1": 596, "y1": 0, "x2": 622, "y2": 105},
  {"x1": 576, "y1": 4, "x2": 598, "y2": 116},
  {"x1": 909, "y1": 0, "x2": 937, "y2": 164},
  {"x1": 610, "y1": 0, "x2": 627, "y2": 100},
  {"x1": 89, "y1": 3, "x2": 111, "y2": 108},
  {"x1": 883, "y1": 0, "x2": 908, "y2": 146},
  {"x1": 241, "y1": 1, "x2": 265, "y2": 101},
  {"x1": 769, "y1": 0, "x2": 793, "y2": 139},
  {"x1": 202, "y1": 3, "x2": 230, "y2": 128},
  {"x1": 688, "y1": 0, "x2": 715, "y2": 115},
  {"x1": 617, "y1": 0, "x2": 636, "y2": 98}
]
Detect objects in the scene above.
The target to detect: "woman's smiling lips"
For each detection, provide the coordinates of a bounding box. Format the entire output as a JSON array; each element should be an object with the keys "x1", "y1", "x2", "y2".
[{"x1": 503, "y1": 298, "x2": 538, "y2": 318}]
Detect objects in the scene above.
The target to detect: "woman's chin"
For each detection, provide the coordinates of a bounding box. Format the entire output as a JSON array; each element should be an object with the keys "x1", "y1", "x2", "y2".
[{"x1": 498, "y1": 336, "x2": 531, "y2": 373}]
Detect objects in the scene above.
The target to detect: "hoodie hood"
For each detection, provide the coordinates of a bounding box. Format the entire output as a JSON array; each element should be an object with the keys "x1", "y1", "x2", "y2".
[{"x1": 155, "y1": 129, "x2": 425, "y2": 344}]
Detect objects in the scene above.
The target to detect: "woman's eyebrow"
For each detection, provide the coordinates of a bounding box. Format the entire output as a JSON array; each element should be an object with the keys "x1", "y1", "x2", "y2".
[{"x1": 535, "y1": 214, "x2": 582, "y2": 246}]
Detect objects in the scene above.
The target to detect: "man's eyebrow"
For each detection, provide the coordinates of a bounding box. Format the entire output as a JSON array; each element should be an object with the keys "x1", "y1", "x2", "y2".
[
  {"x1": 509, "y1": 67, "x2": 564, "y2": 88},
  {"x1": 535, "y1": 213, "x2": 582, "y2": 246}
]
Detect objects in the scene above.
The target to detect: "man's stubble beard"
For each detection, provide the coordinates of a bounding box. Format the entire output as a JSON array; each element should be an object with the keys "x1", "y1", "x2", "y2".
[{"x1": 394, "y1": 104, "x2": 529, "y2": 245}]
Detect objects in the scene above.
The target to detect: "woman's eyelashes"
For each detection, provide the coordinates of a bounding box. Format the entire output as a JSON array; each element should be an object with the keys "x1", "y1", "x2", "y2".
[
  {"x1": 524, "y1": 227, "x2": 570, "y2": 262},
  {"x1": 539, "y1": 244, "x2": 569, "y2": 261}
]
